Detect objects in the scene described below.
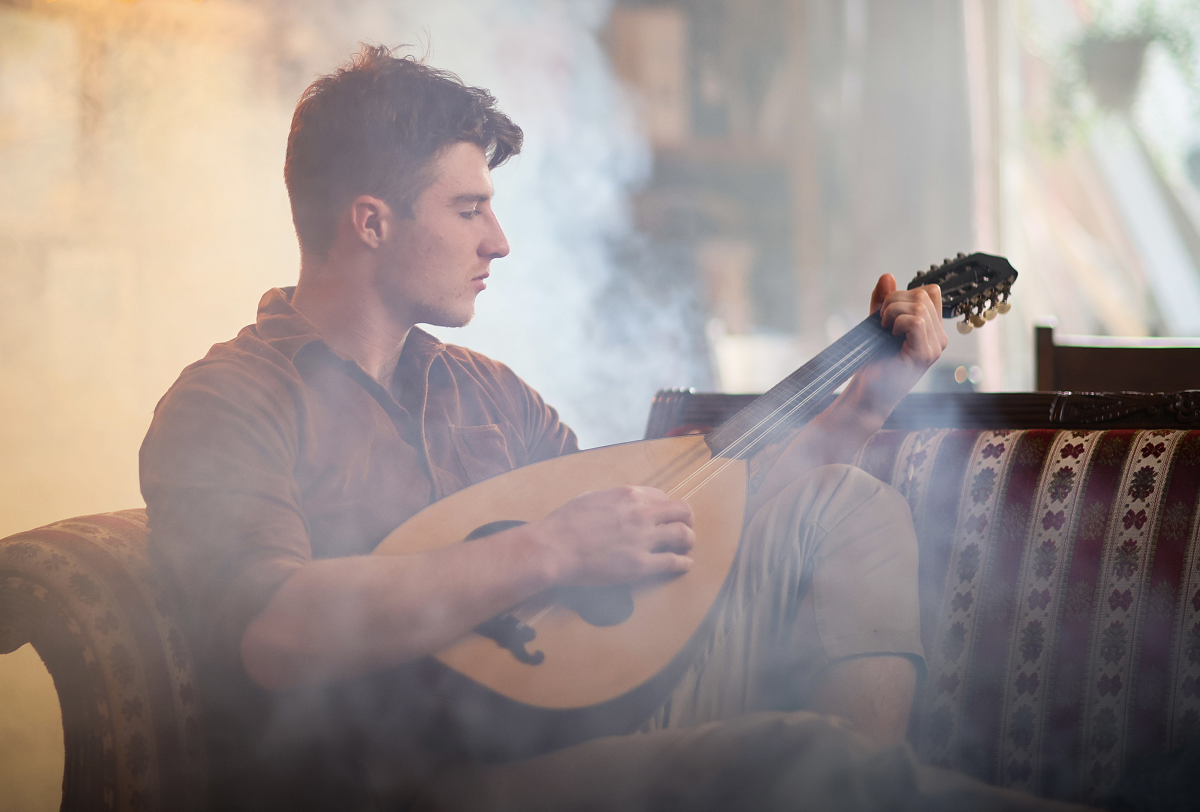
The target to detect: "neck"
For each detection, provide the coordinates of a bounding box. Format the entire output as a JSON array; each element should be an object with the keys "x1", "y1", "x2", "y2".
[{"x1": 292, "y1": 253, "x2": 412, "y2": 390}]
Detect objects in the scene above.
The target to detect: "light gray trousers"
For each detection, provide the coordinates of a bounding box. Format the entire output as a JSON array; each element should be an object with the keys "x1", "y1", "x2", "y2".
[{"x1": 407, "y1": 466, "x2": 1091, "y2": 811}]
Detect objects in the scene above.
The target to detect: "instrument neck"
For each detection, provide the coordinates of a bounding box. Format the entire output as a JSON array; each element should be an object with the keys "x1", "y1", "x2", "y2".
[{"x1": 705, "y1": 312, "x2": 903, "y2": 460}]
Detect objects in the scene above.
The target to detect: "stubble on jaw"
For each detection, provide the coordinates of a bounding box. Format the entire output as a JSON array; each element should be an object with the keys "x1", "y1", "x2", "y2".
[{"x1": 373, "y1": 264, "x2": 481, "y2": 331}]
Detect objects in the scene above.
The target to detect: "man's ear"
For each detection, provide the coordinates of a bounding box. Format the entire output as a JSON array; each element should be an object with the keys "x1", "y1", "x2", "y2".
[{"x1": 348, "y1": 195, "x2": 391, "y2": 249}]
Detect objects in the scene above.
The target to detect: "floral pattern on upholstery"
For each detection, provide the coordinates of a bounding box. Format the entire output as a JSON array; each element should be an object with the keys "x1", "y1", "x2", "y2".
[
  {"x1": 0, "y1": 510, "x2": 207, "y2": 812},
  {"x1": 857, "y1": 429, "x2": 1200, "y2": 802}
]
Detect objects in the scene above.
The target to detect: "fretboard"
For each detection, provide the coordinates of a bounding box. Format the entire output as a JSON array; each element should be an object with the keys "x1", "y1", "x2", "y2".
[{"x1": 705, "y1": 313, "x2": 903, "y2": 459}]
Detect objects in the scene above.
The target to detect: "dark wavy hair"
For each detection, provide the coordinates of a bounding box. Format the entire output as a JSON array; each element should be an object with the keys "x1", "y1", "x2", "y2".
[{"x1": 284, "y1": 44, "x2": 523, "y2": 258}]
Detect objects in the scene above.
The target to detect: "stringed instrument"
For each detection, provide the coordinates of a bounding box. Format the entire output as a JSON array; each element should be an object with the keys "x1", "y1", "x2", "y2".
[{"x1": 372, "y1": 252, "x2": 1017, "y2": 759}]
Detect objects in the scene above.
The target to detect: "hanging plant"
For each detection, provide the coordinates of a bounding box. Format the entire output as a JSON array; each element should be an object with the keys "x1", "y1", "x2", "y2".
[{"x1": 1038, "y1": 0, "x2": 1199, "y2": 151}]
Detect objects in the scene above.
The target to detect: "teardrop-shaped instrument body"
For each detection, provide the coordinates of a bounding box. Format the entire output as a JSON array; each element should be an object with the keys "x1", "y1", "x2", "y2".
[{"x1": 373, "y1": 435, "x2": 748, "y2": 711}]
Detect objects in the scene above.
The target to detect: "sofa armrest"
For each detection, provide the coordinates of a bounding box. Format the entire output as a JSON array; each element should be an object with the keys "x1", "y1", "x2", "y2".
[{"x1": 0, "y1": 510, "x2": 207, "y2": 812}]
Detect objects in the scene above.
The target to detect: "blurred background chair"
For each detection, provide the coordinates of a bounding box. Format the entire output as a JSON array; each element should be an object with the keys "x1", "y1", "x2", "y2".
[{"x1": 1035, "y1": 325, "x2": 1200, "y2": 392}]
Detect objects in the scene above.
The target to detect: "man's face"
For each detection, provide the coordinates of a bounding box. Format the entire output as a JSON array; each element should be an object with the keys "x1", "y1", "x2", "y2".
[{"x1": 377, "y1": 141, "x2": 510, "y2": 329}]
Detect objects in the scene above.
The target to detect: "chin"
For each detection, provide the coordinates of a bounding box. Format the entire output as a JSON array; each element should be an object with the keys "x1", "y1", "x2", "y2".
[{"x1": 423, "y1": 309, "x2": 475, "y2": 329}]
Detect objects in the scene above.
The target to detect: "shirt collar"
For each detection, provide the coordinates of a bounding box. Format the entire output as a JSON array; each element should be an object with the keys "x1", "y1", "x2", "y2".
[
  {"x1": 253, "y1": 287, "x2": 325, "y2": 361},
  {"x1": 252, "y1": 286, "x2": 448, "y2": 367}
]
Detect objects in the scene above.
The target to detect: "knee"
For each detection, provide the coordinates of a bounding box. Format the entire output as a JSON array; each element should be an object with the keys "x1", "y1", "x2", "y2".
[
  {"x1": 745, "y1": 464, "x2": 916, "y2": 576},
  {"x1": 801, "y1": 463, "x2": 885, "y2": 496},
  {"x1": 800, "y1": 465, "x2": 917, "y2": 561},
  {"x1": 800, "y1": 463, "x2": 910, "y2": 522}
]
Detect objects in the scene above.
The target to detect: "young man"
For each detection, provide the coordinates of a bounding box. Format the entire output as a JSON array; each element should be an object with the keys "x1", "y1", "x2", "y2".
[{"x1": 142, "y1": 47, "x2": 1071, "y2": 811}]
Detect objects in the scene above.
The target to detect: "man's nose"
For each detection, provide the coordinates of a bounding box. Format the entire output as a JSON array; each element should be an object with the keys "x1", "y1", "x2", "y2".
[{"x1": 481, "y1": 213, "x2": 509, "y2": 260}]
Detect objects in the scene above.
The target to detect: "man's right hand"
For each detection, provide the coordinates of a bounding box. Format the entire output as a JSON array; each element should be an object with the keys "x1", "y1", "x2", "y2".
[
  {"x1": 527, "y1": 486, "x2": 695, "y2": 587},
  {"x1": 243, "y1": 486, "x2": 694, "y2": 689}
]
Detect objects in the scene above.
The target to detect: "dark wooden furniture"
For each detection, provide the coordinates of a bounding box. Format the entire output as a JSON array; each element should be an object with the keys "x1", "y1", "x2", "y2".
[
  {"x1": 1035, "y1": 325, "x2": 1200, "y2": 392},
  {"x1": 644, "y1": 388, "x2": 1200, "y2": 440}
]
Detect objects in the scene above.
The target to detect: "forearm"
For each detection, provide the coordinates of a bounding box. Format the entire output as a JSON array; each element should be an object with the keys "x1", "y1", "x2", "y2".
[
  {"x1": 241, "y1": 524, "x2": 556, "y2": 689},
  {"x1": 748, "y1": 374, "x2": 890, "y2": 514}
]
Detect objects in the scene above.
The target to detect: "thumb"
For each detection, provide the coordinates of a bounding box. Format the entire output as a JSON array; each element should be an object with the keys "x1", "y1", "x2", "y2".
[{"x1": 870, "y1": 273, "x2": 897, "y2": 315}]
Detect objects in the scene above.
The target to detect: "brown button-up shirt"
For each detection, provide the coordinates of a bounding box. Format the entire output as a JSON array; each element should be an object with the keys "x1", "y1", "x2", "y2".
[{"x1": 140, "y1": 287, "x2": 578, "y2": 669}]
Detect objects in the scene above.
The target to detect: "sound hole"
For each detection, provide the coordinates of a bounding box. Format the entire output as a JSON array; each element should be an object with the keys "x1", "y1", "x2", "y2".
[
  {"x1": 463, "y1": 520, "x2": 636, "y2": 628},
  {"x1": 553, "y1": 584, "x2": 634, "y2": 628}
]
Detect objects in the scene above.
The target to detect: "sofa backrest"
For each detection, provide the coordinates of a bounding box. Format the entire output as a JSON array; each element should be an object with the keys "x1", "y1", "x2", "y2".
[
  {"x1": 646, "y1": 389, "x2": 1200, "y2": 803},
  {"x1": 857, "y1": 427, "x2": 1200, "y2": 803}
]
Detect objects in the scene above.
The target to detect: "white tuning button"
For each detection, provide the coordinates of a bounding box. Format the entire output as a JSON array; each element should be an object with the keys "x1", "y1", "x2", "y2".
[
  {"x1": 984, "y1": 308, "x2": 997, "y2": 320},
  {"x1": 957, "y1": 320, "x2": 974, "y2": 334},
  {"x1": 996, "y1": 300, "x2": 1011, "y2": 314},
  {"x1": 970, "y1": 313, "x2": 986, "y2": 328}
]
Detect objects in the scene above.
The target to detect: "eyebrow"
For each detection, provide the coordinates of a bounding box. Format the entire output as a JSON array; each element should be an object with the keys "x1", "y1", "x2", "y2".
[{"x1": 449, "y1": 193, "x2": 491, "y2": 205}]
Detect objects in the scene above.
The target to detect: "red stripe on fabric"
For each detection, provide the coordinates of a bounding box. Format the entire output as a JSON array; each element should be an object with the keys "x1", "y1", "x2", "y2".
[
  {"x1": 1041, "y1": 430, "x2": 1132, "y2": 799},
  {"x1": 5, "y1": 527, "x2": 100, "y2": 547},
  {"x1": 74, "y1": 510, "x2": 149, "y2": 537},
  {"x1": 960, "y1": 430, "x2": 1054, "y2": 783},
  {"x1": 1129, "y1": 432, "x2": 1200, "y2": 760},
  {"x1": 7, "y1": 523, "x2": 152, "y2": 583},
  {"x1": 908, "y1": 429, "x2": 981, "y2": 746},
  {"x1": 2, "y1": 511, "x2": 147, "y2": 545},
  {"x1": 857, "y1": 430, "x2": 905, "y2": 483}
]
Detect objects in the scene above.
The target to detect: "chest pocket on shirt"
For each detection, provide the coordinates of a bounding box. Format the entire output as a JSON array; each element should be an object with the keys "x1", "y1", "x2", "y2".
[{"x1": 449, "y1": 424, "x2": 518, "y2": 485}]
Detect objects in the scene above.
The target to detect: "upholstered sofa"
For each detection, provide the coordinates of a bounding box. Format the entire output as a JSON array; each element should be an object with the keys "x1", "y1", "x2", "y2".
[{"x1": 5, "y1": 389, "x2": 1200, "y2": 810}]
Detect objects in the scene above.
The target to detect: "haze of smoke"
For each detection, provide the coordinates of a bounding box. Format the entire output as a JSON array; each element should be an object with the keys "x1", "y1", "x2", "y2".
[
  {"x1": 281, "y1": 0, "x2": 712, "y2": 448},
  {"x1": 0, "y1": 0, "x2": 711, "y2": 542}
]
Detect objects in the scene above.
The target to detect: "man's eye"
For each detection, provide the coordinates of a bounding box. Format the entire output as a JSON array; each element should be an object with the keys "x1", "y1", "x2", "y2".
[{"x1": 460, "y1": 209, "x2": 480, "y2": 220}]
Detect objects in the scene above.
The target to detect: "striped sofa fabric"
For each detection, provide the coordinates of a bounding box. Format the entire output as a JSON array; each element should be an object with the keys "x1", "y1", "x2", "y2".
[{"x1": 854, "y1": 428, "x2": 1200, "y2": 803}]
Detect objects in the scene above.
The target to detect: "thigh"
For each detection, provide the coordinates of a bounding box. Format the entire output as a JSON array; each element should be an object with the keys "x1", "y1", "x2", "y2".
[
  {"x1": 410, "y1": 710, "x2": 1095, "y2": 812},
  {"x1": 649, "y1": 464, "x2": 924, "y2": 729},
  {"x1": 412, "y1": 710, "x2": 873, "y2": 812}
]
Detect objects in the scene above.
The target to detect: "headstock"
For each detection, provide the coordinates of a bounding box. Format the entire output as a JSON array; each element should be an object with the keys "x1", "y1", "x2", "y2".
[{"x1": 908, "y1": 252, "x2": 1018, "y2": 334}]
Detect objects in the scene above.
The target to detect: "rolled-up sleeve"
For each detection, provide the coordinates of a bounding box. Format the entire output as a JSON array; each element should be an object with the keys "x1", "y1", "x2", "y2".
[{"x1": 140, "y1": 350, "x2": 311, "y2": 669}]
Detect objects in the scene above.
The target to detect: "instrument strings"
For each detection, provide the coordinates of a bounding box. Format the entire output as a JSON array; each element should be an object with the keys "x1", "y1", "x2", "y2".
[
  {"x1": 671, "y1": 340, "x2": 882, "y2": 500},
  {"x1": 650, "y1": 319, "x2": 895, "y2": 501}
]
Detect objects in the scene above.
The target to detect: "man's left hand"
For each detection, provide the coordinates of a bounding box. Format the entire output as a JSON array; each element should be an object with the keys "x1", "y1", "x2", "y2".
[
  {"x1": 852, "y1": 273, "x2": 948, "y2": 421},
  {"x1": 744, "y1": 274, "x2": 948, "y2": 515}
]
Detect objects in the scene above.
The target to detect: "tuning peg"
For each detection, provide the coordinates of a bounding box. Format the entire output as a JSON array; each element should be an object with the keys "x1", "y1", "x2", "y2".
[
  {"x1": 957, "y1": 252, "x2": 966, "y2": 259},
  {"x1": 984, "y1": 308, "x2": 997, "y2": 320},
  {"x1": 929, "y1": 264, "x2": 938, "y2": 272},
  {"x1": 996, "y1": 300, "x2": 1011, "y2": 314},
  {"x1": 943, "y1": 258, "x2": 952, "y2": 266},
  {"x1": 970, "y1": 313, "x2": 986, "y2": 328},
  {"x1": 957, "y1": 319, "x2": 973, "y2": 334}
]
